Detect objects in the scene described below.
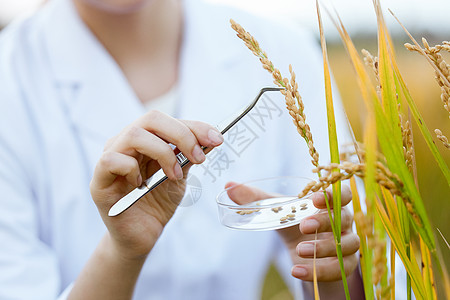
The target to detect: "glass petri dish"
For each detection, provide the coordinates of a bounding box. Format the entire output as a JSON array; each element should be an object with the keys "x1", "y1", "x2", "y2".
[{"x1": 216, "y1": 176, "x2": 319, "y2": 231}]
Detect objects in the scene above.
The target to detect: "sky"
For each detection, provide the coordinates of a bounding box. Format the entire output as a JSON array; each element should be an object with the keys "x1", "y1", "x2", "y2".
[
  {"x1": 0, "y1": 0, "x2": 449, "y2": 39},
  {"x1": 209, "y1": 0, "x2": 450, "y2": 39}
]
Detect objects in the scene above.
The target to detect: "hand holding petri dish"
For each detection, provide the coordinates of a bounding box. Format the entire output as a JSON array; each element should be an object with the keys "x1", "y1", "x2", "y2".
[{"x1": 216, "y1": 176, "x2": 319, "y2": 231}]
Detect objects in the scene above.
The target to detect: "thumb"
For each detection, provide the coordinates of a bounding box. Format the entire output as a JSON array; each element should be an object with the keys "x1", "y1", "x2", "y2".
[{"x1": 225, "y1": 181, "x2": 274, "y2": 205}]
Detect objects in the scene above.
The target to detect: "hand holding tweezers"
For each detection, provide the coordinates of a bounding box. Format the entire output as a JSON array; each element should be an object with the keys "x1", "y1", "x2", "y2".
[{"x1": 108, "y1": 87, "x2": 283, "y2": 216}]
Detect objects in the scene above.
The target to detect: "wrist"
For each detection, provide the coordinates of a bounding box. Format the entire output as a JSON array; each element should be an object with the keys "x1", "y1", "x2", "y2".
[
  {"x1": 102, "y1": 233, "x2": 150, "y2": 264},
  {"x1": 68, "y1": 234, "x2": 148, "y2": 300}
]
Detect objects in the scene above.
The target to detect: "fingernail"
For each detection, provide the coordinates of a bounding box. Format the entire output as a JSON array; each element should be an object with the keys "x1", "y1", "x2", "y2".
[
  {"x1": 208, "y1": 129, "x2": 224, "y2": 145},
  {"x1": 174, "y1": 163, "x2": 183, "y2": 179},
  {"x1": 137, "y1": 174, "x2": 143, "y2": 186},
  {"x1": 292, "y1": 266, "x2": 308, "y2": 278},
  {"x1": 301, "y1": 219, "x2": 320, "y2": 233},
  {"x1": 297, "y1": 242, "x2": 315, "y2": 256},
  {"x1": 192, "y1": 145, "x2": 205, "y2": 163}
]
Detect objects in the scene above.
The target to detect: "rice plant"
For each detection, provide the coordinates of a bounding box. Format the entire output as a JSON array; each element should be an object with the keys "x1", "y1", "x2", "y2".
[{"x1": 232, "y1": 0, "x2": 449, "y2": 299}]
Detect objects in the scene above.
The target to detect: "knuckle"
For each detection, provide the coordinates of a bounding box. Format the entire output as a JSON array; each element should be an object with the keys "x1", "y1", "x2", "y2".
[
  {"x1": 318, "y1": 215, "x2": 330, "y2": 231},
  {"x1": 324, "y1": 240, "x2": 336, "y2": 257},
  {"x1": 156, "y1": 145, "x2": 177, "y2": 165},
  {"x1": 345, "y1": 254, "x2": 359, "y2": 275},
  {"x1": 316, "y1": 263, "x2": 330, "y2": 280},
  {"x1": 323, "y1": 241, "x2": 335, "y2": 256},
  {"x1": 146, "y1": 109, "x2": 163, "y2": 121},
  {"x1": 352, "y1": 234, "x2": 361, "y2": 251},
  {"x1": 342, "y1": 209, "x2": 353, "y2": 226},
  {"x1": 346, "y1": 185, "x2": 352, "y2": 198},
  {"x1": 129, "y1": 157, "x2": 140, "y2": 172},
  {"x1": 125, "y1": 125, "x2": 142, "y2": 139},
  {"x1": 194, "y1": 120, "x2": 212, "y2": 133},
  {"x1": 183, "y1": 119, "x2": 203, "y2": 129},
  {"x1": 314, "y1": 241, "x2": 323, "y2": 255},
  {"x1": 174, "y1": 126, "x2": 195, "y2": 146},
  {"x1": 99, "y1": 151, "x2": 116, "y2": 168},
  {"x1": 103, "y1": 137, "x2": 116, "y2": 151}
]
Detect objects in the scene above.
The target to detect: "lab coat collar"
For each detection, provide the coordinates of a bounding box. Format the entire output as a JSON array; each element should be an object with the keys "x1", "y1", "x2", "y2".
[
  {"x1": 176, "y1": 0, "x2": 249, "y2": 123},
  {"x1": 42, "y1": 0, "x2": 113, "y2": 84},
  {"x1": 42, "y1": 0, "x2": 240, "y2": 84},
  {"x1": 41, "y1": 0, "x2": 242, "y2": 140},
  {"x1": 41, "y1": 0, "x2": 144, "y2": 140}
]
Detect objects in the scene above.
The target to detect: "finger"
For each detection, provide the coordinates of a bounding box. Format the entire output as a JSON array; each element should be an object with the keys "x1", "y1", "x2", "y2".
[
  {"x1": 300, "y1": 207, "x2": 353, "y2": 234},
  {"x1": 181, "y1": 120, "x2": 224, "y2": 148},
  {"x1": 136, "y1": 111, "x2": 213, "y2": 164},
  {"x1": 103, "y1": 136, "x2": 117, "y2": 151},
  {"x1": 225, "y1": 181, "x2": 273, "y2": 205},
  {"x1": 109, "y1": 126, "x2": 181, "y2": 180},
  {"x1": 291, "y1": 253, "x2": 359, "y2": 281},
  {"x1": 296, "y1": 231, "x2": 360, "y2": 258},
  {"x1": 311, "y1": 184, "x2": 352, "y2": 209},
  {"x1": 91, "y1": 151, "x2": 141, "y2": 190}
]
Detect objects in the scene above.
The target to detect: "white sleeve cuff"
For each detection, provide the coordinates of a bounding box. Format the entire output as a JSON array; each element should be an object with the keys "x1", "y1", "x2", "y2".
[{"x1": 57, "y1": 283, "x2": 74, "y2": 300}]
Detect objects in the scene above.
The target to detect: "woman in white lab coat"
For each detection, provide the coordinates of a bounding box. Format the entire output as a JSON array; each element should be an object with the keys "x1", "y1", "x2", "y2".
[{"x1": 0, "y1": 0, "x2": 363, "y2": 299}]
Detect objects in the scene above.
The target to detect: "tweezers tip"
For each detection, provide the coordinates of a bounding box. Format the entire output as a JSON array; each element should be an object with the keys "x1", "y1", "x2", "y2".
[{"x1": 108, "y1": 206, "x2": 121, "y2": 217}]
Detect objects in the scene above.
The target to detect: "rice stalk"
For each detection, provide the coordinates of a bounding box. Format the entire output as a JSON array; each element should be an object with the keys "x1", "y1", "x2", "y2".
[
  {"x1": 390, "y1": 240, "x2": 396, "y2": 300},
  {"x1": 231, "y1": 17, "x2": 348, "y2": 298},
  {"x1": 351, "y1": 177, "x2": 375, "y2": 300},
  {"x1": 420, "y1": 237, "x2": 438, "y2": 300},
  {"x1": 437, "y1": 228, "x2": 450, "y2": 250},
  {"x1": 313, "y1": 229, "x2": 320, "y2": 300},
  {"x1": 315, "y1": 2, "x2": 348, "y2": 298},
  {"x1": 373, "y1": 226, "x2": 390, "y2": 299}
]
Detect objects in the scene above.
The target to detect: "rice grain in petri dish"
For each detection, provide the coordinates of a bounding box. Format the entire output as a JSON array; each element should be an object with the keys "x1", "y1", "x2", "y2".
[{"x1": 216, "y1": 176, "x2": 319, "y2": 231}]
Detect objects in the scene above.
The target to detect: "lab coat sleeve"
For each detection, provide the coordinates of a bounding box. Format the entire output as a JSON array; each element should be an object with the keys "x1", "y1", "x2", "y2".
[{"x1": 0, "y1": 70, "x2": 63, "y2": 299}]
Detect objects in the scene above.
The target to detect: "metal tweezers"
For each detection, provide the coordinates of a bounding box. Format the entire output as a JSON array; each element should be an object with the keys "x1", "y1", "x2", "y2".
[{"x1": 108, "y1": 87, "x2": 283, "y2": 216}]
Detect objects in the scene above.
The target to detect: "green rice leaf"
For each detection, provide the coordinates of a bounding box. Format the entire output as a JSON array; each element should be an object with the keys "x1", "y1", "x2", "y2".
[
  {"x1": 375, "y1": 197, "x2": 426, "y2": 298},
  {"x1": 374, "y1": 0, "x2": 403, "y2": 151},
  {"x1": 350, "y1": 178, "x2": 374, "y2": 300},
  {"x1": 328, "y1": 7, "x2": 436, "y2": 252},
  {"x1": 316, "y1": 2, "x2": 348, "y2": 298}
]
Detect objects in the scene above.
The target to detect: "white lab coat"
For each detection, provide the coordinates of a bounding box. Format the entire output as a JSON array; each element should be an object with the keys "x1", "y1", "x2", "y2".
[{"x1": 0, "y1": 0, "x2": 353, "y2": 299}]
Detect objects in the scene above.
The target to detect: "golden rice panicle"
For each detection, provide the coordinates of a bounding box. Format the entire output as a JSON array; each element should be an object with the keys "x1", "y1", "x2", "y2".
[
  {"x1": 230, "y1": 19, "x2": 262, "y2": 58},
  {"x1": 435, "y1": 129, "x2": 450, "y2": 149},
  {"x1": 405, "y1": 38, "x2": 450, "y2": 149},
  {"x1": 372, "y1": 235, "x2": 387, "y2": 287},
  {"x1": 354, "y1": 211, "x2": 373, "y2": 241},
  {"x1": 399, "y1": 113, "x2": 414, "y2": 170},
  {"x1": 229, "y1": 19, "x2": 283, "y2": 86},
  {"x1": 302, "y1": 158, "x2": 422, "y2": 224},
  {"x1": 405, "y1": 39, "x2": 450, "y2": 118},
  {"x1": 288, "y1": 65, "x2": 319, "y2": 166},
  {"x1": 361, "y1": 49, "x2": 381, "y2": 96},
  {"x1": 361, "y1": 49, "x2": 379, "y2": 78},
  {"x1": 230, "y1": 19, "x2": 320, "y2": 167},
  {"x1": 362, "y1": 47, "x2": 415, "y2": 170},
  {"x1": 439, "y1": 41, "x2": 450, "y2": 52}
]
